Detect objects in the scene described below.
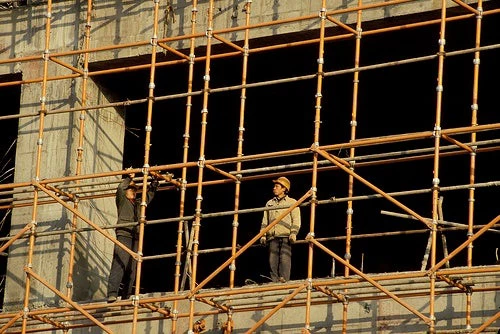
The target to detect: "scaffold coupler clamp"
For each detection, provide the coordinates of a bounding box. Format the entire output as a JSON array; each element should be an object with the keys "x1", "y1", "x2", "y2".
[
  {"x1": 305, "y1": 232, "x2": 315, "y2": 241},
  {"x1": 131, "y1": 294, "x2": 140, "y2": 306}
]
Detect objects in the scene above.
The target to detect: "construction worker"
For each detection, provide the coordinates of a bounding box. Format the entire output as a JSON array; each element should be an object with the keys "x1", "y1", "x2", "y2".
[
  {"x1": 107, "y1": 169, "x2": 159, "y2": 303},
  {"x1": 260, "y1": 176, "x2": 301, "y2": 283}
]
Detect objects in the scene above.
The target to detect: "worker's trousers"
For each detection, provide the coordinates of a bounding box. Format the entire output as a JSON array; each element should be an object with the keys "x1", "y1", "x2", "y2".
[
  {"x1": 107, "y1": 233, "x2": 138, "y2": 299},
  {"x1": 268, "y1": 237, "x2": 292, "y2": 282}
]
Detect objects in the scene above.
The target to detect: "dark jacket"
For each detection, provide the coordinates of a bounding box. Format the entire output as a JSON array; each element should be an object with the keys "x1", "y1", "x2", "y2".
[{"x1": 115, "y1": 177, "x2": 158, "y2": 236}]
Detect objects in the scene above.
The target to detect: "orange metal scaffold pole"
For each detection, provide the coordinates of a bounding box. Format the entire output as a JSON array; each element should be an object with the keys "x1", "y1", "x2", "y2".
[
  {"x1": 464, "y1": 0, "x2": 483, "y2": 330},
  {"x1": 187, "y1": 0, "x2": 215, "y2": 331},
  {"x1": 130, "y1": 0, "x2": 163, "y2": 331},
  {"x1": 427, "y1": 0, "x2": 448, "y2": 331},
  {"x1": 20, "y1": 0, "x2": 54, "y2": 332},
  {"x1": 171, "y1": 0, "x2": 198, "y2": 332},
  {"x1": 304, "y1": 1, "x2": 327, "y2": 332}
]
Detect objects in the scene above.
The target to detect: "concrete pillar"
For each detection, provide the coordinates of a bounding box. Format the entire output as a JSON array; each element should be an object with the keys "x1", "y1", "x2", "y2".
[{"x1": 3, "y1": 61, "x2": 125, "y2": 310}]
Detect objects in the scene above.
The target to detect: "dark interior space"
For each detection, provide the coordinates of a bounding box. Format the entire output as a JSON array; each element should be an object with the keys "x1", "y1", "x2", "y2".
[
  {"x1": 91, "y1": 12, "x2": 500, "y2": 293},
  {"x1": 0, "y1": 73, "x2": 21, "y2": 306}
]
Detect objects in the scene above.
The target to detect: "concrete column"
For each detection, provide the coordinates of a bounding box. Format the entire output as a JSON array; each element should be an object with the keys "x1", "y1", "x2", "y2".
[{"x1": 3, "y1": 61, "x2": 125, "y2": 310}]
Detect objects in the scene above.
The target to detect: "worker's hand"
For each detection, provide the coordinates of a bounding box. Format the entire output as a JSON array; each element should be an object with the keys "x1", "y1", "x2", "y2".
[
  {"x1": 260, "y1": 236, "x2": 266, "y2": 246},
  {"x1": 289, "y1": 234, "x2": 297, "y2": 244},
  {"x1": 151, "y1": 179, "x2": 160, "y2": 189},
  {"x1": 126, "y1": 167, "x2": 135, "y2": 179}
]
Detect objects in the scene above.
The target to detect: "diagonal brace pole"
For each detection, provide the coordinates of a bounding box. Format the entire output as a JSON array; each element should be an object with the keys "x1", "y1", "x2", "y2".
[
  {"x1": 25, "y1": 268, "x2": 113, "y2": 333},
  {"x1": 314, "y1": 148, "x2": 432, "y2": 228},
  {"x1": 309, "y1": 237, "x2": 431, "y2": 324},
  {"x1": 245, "y1": 284, "x2": 307, "y2": 334},
  {"x1": 188, "y1": 190, "x2": 312, "y2": 296},
  {"x1": 427, "y1": 215, "x2": 500, "y2": 274},
  {"x1": 34, "y1": 181, "x2": 137, "y2": 259}
]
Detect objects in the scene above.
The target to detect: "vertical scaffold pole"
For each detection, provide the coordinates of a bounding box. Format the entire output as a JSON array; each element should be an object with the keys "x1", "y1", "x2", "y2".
[
  {"x1": 429, "y1": 0, "x2": 448, "y2": 332},
  {"x1": 64, "y1": 0, "x2": 94, "y2": 309},
  {"x1": 172, "y1": 0, "x2": 199, "y2": 332},
  {"x1": 304, "y1": 1, "x2": 327, "y2": 331},
  {"x1": 342, "y1": 1, "x2": 363, "y2": 332},
  {"x1": 21, "y1": 0, "x2": 53, "y2": 332},
  {"x1": 465, "y1": 0, "x2": 483, "y2": 330},
  {"x1": 132, "y1": 0, "x2": 162, "y2": 331},
  {"x1": 229, "y1": 0, "x2": 252, "y2": 290},
  {"x1": 188, "y1": 0, "x2": 215, "y2": 330}
]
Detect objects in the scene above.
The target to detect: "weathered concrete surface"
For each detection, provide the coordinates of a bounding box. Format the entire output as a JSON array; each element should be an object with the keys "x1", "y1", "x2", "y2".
[
  {"x1": 0, "y1": 0, "x2": 488, "y2": 72},
  {"x1": 3, "y1": 61, "x2": 124, "y2": 310}
]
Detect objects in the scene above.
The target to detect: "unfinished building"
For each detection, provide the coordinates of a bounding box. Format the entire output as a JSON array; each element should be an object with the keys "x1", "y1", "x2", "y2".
[{"x1": 0, "y1": 0, "x2": 499, "y2": 332}]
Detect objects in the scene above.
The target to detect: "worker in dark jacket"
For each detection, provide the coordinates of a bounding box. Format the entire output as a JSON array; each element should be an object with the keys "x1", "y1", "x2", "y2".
[{"x1": 107, "y1": 170, "x2": 159, "y2": 303}]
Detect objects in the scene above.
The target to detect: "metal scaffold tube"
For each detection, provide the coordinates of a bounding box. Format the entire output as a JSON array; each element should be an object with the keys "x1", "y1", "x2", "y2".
[
  {"x1": 428, "y1": 0, "x2": 448, "y2": 331},
  {"x1": 187, "y1": 0, "x2": 215, "y2": 330},
  {"x1": 0, "y1": 0, "x2": 499, "y2": 332},
  {"x1": 171, "y1": 0, "x2": 198, "y2": 332}
]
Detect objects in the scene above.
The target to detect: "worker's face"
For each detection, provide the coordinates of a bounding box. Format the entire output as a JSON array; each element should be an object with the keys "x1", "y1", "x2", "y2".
[
  {"x1": 125, "y1": 188, "x2": 136, "y2": 200},
  {"x1": 273, "y1": 183, "x2": 286, "y2": 198}
]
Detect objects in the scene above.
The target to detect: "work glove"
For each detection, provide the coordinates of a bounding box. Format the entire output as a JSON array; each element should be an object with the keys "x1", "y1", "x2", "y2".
[
  {"x1": 260, "y1": 236, "x2": 266, "y2": 246},
  {"x1": 289, "y1": 234, "x2": 297, "y2": 244}
]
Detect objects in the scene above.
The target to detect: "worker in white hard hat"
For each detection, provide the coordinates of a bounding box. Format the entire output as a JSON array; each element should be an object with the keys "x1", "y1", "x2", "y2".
[{"x1": 260, "y1": 176, "x2": 301, "y2": 283}]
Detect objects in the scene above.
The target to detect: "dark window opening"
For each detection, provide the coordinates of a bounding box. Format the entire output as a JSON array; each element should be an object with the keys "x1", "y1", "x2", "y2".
[{"x1": 0, "y1": 73, "x2": 21, "y2": 310}]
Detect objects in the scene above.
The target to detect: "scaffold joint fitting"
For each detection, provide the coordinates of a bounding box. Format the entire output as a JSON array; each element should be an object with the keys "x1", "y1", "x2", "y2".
[
  {"x1": 232, "y1": 220, "x2": 239, "y2": 227},
  {"x1": 305, "y1": 232, "x2": 315, "y2": 240},
  {"x1": 350, "y1": 120, "x2": 357, "y2": 127},
  {"x1": 319, "y1": 7, "x2": 327, "y2": 19},
  {"x1": 471, "y1": 103, "x2": 478, "y2": 111},
  {"x1": 438, "y1": 38, "x2": 446, "y2": 46},
  {"x1": 433, "y1": 125, "x2": 441, "y2": 138},
  {"x1": 476, "y1": 7, "x2": 483, "y2": 18},
  {"x1": 317, "y1": 57, "x2": 324, "y2": 64},
  {"x1": 66, "y1": 282, "x2": 73, "y2": 289},
  {"x1": 37, "y1": 138, "x2": 43, "y2": 146},
  {"x1": 435, "y1": 85, "x2": 443, "y2": 92},
  {"x1": 145, "y1": 125, "x2": 152, "y2": 132},
  {"x1": 346, "y1": 208, "x2": 353, "y2": 215},
  {"x1": 432, "y1": 177, "x2": 440, "y2": 187},
  {"x1": 229, "y1": 264, "x2": 236, "y2": 271},
  {"x1": 344, "y1": 253, "x2": 351, "y2": 260},
  {"x1": 197, "y1": 156, "x2": 205, "y2": 168}
]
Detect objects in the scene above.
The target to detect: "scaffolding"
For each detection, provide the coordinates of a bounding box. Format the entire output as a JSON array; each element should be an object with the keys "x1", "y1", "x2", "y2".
[{"x1": 0, "y1": 0, "x2": 499, "y2": 333}]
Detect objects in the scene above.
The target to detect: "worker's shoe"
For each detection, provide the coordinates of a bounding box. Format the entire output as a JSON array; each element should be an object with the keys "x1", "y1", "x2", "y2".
[
  {"x1": 107, "y1": 295, "x2": 117, "y2": 303},
  {"x1": 279, "y1": 277, "x2": 286, "y2": 283}
]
